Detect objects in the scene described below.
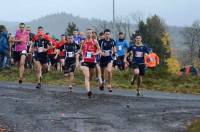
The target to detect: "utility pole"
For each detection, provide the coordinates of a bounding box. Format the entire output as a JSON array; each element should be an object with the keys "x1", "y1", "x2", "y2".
[{"x1": 113, "y1": 0, "x2": 116, "y2": 39}]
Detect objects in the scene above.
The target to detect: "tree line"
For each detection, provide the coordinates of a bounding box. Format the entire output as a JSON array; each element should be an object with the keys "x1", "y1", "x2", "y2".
[{"x1": 65, "y1": 14, "x2": 200, "y2": 73}]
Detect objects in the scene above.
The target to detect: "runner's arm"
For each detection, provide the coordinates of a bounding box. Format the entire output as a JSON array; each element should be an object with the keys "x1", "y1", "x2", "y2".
[
  {"x1": 46, "y1": 41, "x2": 55, "y2": 50},
  {"x1": 94, "y1": 40, "x2": 102, "y2": 55},
  {"x1": 156, "y1": 54, "x2": 160, "y2": 65},
  {"x1": 76, "y1": 43, "x2": 83, "y2": 55},
  {"x1": 29, "y1": 42, "x2": 37, "y2": 53},
  {"x1": 112, "y1": 40, "x2": 117, "y2": 55},
  {"x1": 14, "y1": 34, "x2": 26, "y2": 43},
  {"x1": 14, "y1": 39, "x2": 23, "y2": 43},
  {"x1": 75, "y1": 43, "x2": 83, "y2": 63},
  {"x1": 124, "y1": 46, "x2": 132, "y2": 62}
]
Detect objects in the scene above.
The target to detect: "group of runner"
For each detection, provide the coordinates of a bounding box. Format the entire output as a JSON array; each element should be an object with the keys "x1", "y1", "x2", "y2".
[{"x1": 5, "y1": 23, "x2": 158, "y2": 98}]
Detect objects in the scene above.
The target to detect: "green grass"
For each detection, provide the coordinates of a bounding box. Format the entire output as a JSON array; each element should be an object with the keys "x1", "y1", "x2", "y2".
[
  {"x1": 187, "y1": 118, "x2": 200, "y2": 132},
  {"x1": 0, "y1": 67, "x2": 200, "y2": 94},
  {"x1": 143, "y1": 69, "x2": 200, "y2": 94}
]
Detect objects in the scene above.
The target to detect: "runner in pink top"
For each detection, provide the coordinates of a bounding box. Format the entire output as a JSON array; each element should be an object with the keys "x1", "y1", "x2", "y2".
[
  {"x1": 15, "y1": 29, "x2": 29, "y2": 52},
  {"x1": 13, "y1": 23, "x2": 29, "y2": 84}
]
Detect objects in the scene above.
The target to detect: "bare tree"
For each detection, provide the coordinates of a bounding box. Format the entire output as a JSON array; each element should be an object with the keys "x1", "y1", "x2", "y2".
[
  {"x1": 130, "y1": 11, "x2": 144, "y2": 25},
  {"x1": 182, "y1": 21, "x2": 200, "y2": 65},
  {"x1": 126, "y1": 19, "x2": 132, "y2": 40},
  {"x1": 99, "y1": 20, "x2": 109, "y2": 30},
  {"x1": 114, "y1": 17, "x2": 133, "y2": 40},
  {"x1": 92, "y1": 25, "x2": 101, "y2": 34},
  {"x1": 115, "y1": 17, "x2": 123, "y2": 35},
  {"x1": 122, "y1": 18, "x2": 132, "y2": 39},
  {"x1": 193, "y1": 21, "x2": 200, "y2": 59}
]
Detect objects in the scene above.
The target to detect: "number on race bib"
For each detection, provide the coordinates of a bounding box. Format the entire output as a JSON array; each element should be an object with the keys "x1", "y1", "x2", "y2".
[
  {"x1": 104, "y1": 50, "x2": 111, "y2": 56},
  {"x1": 67, "y1": 52, "x2": 74, "y2": 57},
  {"x1": 86, "y1": 52, "x2": 92, "y2": 58},
  {"x1": 118, "y1": 46, "x2": 122, "y2": 50},
  {"x1": 135, "y1": 51, "x2": 143, "y2": 57},
  {"x1": 22, "y1": 50, "x2": 27, "y2": 54},
  {"x1": 75, "y1": 41, "x2": 79, "y2": 44},
  {"x1": 149, "y1": 58, "x2": 155, "y2": 62},
  {"x1": 38, "y1": 47, "x2": 44, "y2": 53}
]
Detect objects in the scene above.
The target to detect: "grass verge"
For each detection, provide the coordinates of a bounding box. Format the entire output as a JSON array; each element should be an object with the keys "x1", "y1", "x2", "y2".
[
  {"x1": 187, "y1": 118, "x2": 200, "y2": 132},
  {"x1": 0, "y1": 67, "x2": 199, "y2": 94}
]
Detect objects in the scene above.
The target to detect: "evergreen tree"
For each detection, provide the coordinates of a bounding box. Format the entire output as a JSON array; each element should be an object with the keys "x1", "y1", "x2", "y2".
[{"x1": 65, "y1": 22, "x2": 79, "y2": 36}]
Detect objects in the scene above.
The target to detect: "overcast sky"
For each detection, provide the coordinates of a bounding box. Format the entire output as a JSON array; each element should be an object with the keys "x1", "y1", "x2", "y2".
[{"x1": 1, "y1": 0, "x2": 199, "y2": 26}]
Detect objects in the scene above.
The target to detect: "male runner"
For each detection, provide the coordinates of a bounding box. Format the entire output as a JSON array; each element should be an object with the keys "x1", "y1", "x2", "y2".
[
  {"x1": 99, "y1": 29, "x2": 116, "y2": 92},
  {"x1": 13, "y1": 23, "x2": 29, "y2": 84},
  {"x1": 30, "y1": 32, "x2": 53, "y2": 89},
  {"x1": 124, "y1": 34, "x2": 149, "y2": 96},
  {"x1": 78, "y1": 28, "x2": 101, "y2": 98},
  {"x1": 59, "y1": 35, "x2": 79, "y2": 91}
]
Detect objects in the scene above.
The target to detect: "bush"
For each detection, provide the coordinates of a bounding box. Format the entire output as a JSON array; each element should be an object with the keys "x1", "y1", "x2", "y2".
[{"x1": 165, "y1": 57, "x2": 180, "y2": 74}]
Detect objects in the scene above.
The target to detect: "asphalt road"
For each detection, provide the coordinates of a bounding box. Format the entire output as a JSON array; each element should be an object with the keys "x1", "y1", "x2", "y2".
[{"x1": 0, "y1": 81, "x2": 200, "y2": 132}]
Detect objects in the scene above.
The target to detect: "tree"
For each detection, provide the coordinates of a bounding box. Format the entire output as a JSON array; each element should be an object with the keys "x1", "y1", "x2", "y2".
[
  {"x1": 182, "y1": 21, "x2": 200, "y2": 65},
  {"x1": 135, "y1": 21, "x2": 148, "y2": 42},
  {"x1": 65, "y1": 22, "x2": 79, "y2": 36},
  {"x1": 115, "y1": 17, "x2": 123, "y2": 35},
  {"x1": 99, "y1": 20, "x2": 109, "y2": 31},
  {"x1": 130, "y1": 11, "x2": 144, "y2": 24},
  {"x1": 165, "y1": 57, "x2": 180, "y2": 74},
  {"x1": 126, "y1": 19, "x2": 132, "y2": 40},
  {"x1": 114, "y1": 17, "x2": 133, "y2": 40},
  {"x1": 161, "y1": 32, "x2": 171, "y2": 59}
]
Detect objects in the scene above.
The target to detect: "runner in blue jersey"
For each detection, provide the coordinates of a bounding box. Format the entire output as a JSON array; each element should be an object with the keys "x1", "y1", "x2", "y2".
[
  {"x1": 124, "y1": 34, "x2": 149, "y2": 96},
  {"x1": 73, "y1": 30, "x2": 82, "y2": 47},
  {"x1": 99, "y1": 29, "x2": 116, "y2": 92},
  {"x1": 115, "y1": 32, "x2": 129, "y2": 70}
]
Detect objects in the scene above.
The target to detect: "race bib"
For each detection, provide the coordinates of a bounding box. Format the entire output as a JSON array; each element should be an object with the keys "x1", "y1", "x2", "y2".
[
  {"x1": 118, "y1": 46, "x2": 122, "y2": 50},
  {"x1": 75, "y1": 40, "x2": 79, "y2": 44},
  {"x1": 38, "y1": 47, "x2": 44, "y2": 53},
  {"x1": 22, "y1": 50, "x2": 27, "y2": 54},
  {"x1": 86, "y1": 52, "x2": 92, "y2": 58},
  {"x1": 67, "y1": 52, "x2": 74, "y2": 57},
  {"x1": 135, "y1": 51, "x2": 143, "y2": 57},
  {"x1": 104, "y1": 50, "x2": 111, "y2": 56},
  {"x1": 149, "y1": 58, "x2": 155, "y2": 62}
]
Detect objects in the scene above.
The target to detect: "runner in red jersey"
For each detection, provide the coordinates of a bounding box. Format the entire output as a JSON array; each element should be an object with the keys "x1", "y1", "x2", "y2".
[
  {"x1": 55, "y1": 34, "x2": 67, "y2": 71},
  {"x1": 32, "y1": 28, "x2": 52, "y2": 43},
  {"x1": 48, "y1": 41, "x2": 59, "y2": 70},
  {"x1": 78, "y1": 28, "x2": 101, "y2": 98}
]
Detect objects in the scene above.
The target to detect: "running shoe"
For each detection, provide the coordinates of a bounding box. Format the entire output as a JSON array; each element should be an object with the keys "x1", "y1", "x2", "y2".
[
  {"x1": 19, "y1": 80, "x2": 23, "y2": 84},
  {"x1": 130, "y1": 79, "x2": 135, "y2": 85},
  {"x1": 68, "y1": 86, "x2": 73, "y2": 92},
  {"x1": 136, "y1": 91, "x2": 143, "y2": 97},
  {"x1": 36, "y1": 83, "x2": 41, "y2": 89},
  {"x1": 87, "y1": 91, "x2": 93, "y2": 98},
  {"x1": 99, "y1": 83, "x2": 104, "y2": 91},
  {"x1": 108, "y1": 87, "x2": 112, "y2": 93}
]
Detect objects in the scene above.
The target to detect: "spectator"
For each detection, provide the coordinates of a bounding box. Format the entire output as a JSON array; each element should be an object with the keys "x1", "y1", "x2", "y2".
[
  {"x1": 144, "y1": 48, "x2": 160, "y2": 70},
  {"x1": 0, "y1": 25, "x2": 10, "y2": 68}
]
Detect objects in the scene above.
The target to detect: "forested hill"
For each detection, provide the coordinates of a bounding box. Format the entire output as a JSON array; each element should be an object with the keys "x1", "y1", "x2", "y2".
[{"x1": 1, "y1": 12, "x2": 185, "y2": 51}]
